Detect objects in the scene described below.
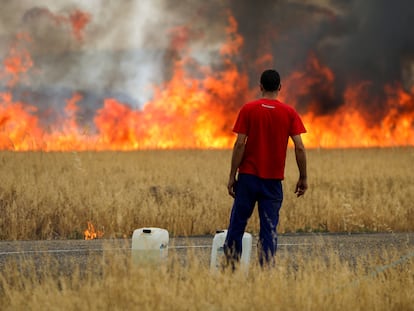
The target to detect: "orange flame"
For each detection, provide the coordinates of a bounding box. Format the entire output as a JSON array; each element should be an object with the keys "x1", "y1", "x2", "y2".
[
  {"x1": 84, "y1": 221, "x2": 104, "y2": 240},
  {"x1": 0, "y1": 12, "x2": 413, "y2": 150},
  {"x1": 69, "y1": 10, "x2": 91, "y2": 42},
  {"x1": 281, "y1": 54, "x2": 414, "y2": 147},
  {"x1": 1, "y1": 33, "x2": 33, "y2": 88}
]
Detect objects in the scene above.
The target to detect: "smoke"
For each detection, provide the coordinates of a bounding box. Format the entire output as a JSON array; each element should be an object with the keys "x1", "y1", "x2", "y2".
[
  {"x1": 0, "y1": 1, "x2": 228, "y2": 118},
  {"x1": 230, "y1": 0, "x2": 414, "y2": 115},
  {"x1": 0, "y1": 0, "x2": 413, "y2": 127},
  {"x1": 1, "y1": 1, "x2": 171, "y2": 107}
]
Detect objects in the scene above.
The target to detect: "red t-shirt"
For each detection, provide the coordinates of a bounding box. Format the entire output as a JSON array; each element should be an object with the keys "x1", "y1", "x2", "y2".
[{"x1": 233, "y1": 98, "x2": 306, "y2": 179}]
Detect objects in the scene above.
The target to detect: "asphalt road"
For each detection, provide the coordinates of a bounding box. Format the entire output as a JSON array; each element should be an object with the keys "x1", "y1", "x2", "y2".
[{"x1": 1, "y1": 232, "x2": 413, "y2": 274}]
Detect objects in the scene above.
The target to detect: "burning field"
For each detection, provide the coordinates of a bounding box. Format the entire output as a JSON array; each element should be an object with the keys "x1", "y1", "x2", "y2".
[
  {"x1": 0, "y1": 0, "x2": 413, "y2": 243},
  {"x1": 0, "y1": 1, "x2": 413, "y2": 239},
  {"x1": 1, "y1": 2, "x2": 413, "y2": 310},
  {"x1": 0, "y1": 0, "x2": 413, "y2": 150}
]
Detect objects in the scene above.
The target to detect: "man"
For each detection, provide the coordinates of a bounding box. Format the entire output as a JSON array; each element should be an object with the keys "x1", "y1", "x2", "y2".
[{"x1": 224, "y1": 69, "x2": 307, "y2": 268}]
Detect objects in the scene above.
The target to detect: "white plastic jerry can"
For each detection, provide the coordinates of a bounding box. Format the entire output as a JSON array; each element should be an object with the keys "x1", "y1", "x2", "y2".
[
  {"x1": 210, "y1": 230, "x2": 252, "y2": 271},
  {"x1": 131, "y1": 227, "x2": 169, "y2": 264}
]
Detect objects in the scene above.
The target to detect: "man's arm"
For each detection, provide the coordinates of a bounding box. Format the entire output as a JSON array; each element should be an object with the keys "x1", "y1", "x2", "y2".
[
  {"x1": 291, "y1": 134, "x2": 307, "y2": 197},
  {"x1": 228, "y1": 133, "x2": 247, "y2": 197}
]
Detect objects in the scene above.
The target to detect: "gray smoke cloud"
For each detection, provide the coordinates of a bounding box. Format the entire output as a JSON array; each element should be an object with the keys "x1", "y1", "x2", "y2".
[
  {"x1": 1, "y1": 1, "x2": 180, "y2": 103},
  {"x1": 0, "y1": 1, "x2": 228, "y2": 127},
  {"x1": 0, "y1": 0, "x2": 413, "y2": 128}
]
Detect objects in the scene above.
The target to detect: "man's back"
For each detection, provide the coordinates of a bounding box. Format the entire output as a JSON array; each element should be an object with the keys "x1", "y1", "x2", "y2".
[{"x1": 233, "y1": 98, "x2": 306, "y2": 179}]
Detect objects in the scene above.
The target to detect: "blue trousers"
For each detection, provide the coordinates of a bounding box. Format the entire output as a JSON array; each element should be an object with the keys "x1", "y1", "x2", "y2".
[{"x1": 224, "y1": 173, "x2": 283, "y2": 267}]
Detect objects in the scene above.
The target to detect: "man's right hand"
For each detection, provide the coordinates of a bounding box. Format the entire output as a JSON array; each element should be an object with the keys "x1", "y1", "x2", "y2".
[
  {"x1": 295, "y1": 177, "x2": 308, "y2": 197},
  {"x1": 227, "y1": 176, "x2": 236, "y2": 198}
]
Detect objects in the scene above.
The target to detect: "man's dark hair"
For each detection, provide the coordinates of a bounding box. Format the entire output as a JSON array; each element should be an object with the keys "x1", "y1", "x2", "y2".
[{"x1": 260, "y1": 69, "x2": 281, "y2": 92}]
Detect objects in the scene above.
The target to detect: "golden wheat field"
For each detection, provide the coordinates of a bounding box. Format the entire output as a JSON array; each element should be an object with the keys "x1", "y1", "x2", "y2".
[
  {"x1": 0, "y1": 148, "x2": 413, "y2": 310},
  {"x1": 0, "y1": 245, "x2": 412, "y2": 311},
  {"x1": 0, "y1": 148, "x2": 413, "y2": 240}
]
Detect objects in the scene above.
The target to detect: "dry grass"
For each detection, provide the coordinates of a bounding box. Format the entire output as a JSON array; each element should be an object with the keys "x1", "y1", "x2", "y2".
[
  {"x1": 0, "y1": 243, "x2": 412, "y2": 310},
  {"x1": 0, "y1": 148, "x2": 413, "y2": 240}
]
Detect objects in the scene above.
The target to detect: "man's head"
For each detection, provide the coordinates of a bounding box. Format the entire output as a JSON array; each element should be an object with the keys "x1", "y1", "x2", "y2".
[{"x1": 260, "y1": 69, "x2": 281, "y2": 92}]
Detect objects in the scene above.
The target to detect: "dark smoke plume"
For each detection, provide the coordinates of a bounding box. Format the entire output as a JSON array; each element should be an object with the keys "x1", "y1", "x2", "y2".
[{"x1": 229, "y1": 0, "x2": 414, "y2": 117}]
